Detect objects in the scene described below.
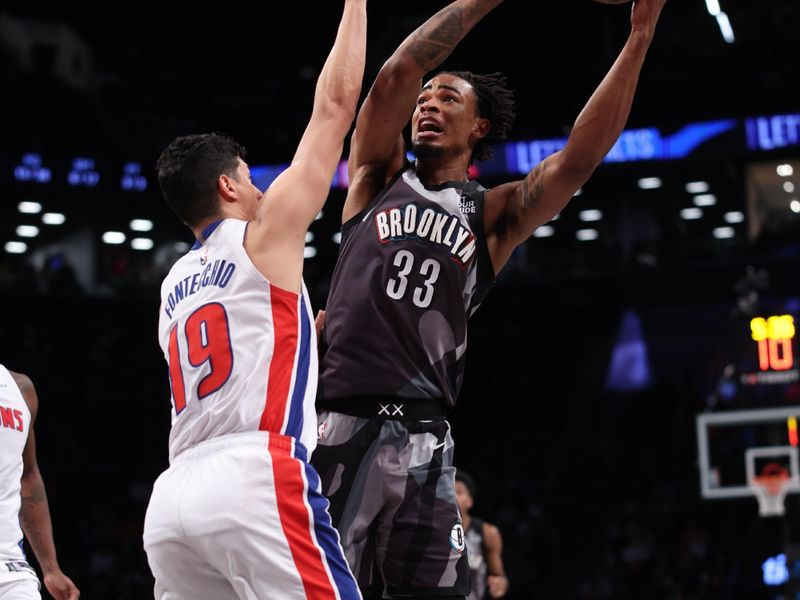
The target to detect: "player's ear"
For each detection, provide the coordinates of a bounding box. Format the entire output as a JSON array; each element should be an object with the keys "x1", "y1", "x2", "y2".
[
  {"x1": 472, "y1": 117, "x2": 491, "y2": 140},
  {"x1": 218, "y1": 173, "x2": 237, "y2": 204}
]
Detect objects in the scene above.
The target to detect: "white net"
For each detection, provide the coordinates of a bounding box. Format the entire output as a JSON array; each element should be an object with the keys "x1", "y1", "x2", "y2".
[{"x1": 752, "y1": 476, "x2": 790, "y2": 517}]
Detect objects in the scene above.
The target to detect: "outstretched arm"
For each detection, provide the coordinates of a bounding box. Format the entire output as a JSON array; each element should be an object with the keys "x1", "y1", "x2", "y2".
[
  {"x1": 485, "y1": 0, "x2": 668, "y2": 273},
  {"x1": 344, "y1": 0, "x2": 504, "y2": 222},
  {"x1": 13, "y1": 373, "x2": 80, "y2": 600},
  {"x1": 483, "y1": 522, "x2": 509, "y2": 598},
  {"x1": 245, "y1": 0, "x2": 368, "y2": 291}
]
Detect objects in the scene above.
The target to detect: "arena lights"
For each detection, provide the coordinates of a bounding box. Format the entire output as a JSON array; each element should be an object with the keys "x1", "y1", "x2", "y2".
[
  {"x1": 693, "y1": 194, "x2": 717, "y2": 207},
  {"x1": 713, "y1": 227, "x2": 735, "y2": 239},
  {"x1": 102, "y1": 231, "x2": 126, "y2": 245},
  {"x1": 174, "y1": 242, "x2": 191, "y2": 254},
  {"x1": 705, "y1": 0, "x2": 735, "y2": 44},
  {"x1": 533, "y1": 225, "x2": 555, "y2": 238},
  {"x1": 579, "y1": 209, "x2": 602, "y2": 222},
  {"x1": 784, "y1": 182, "x2": 795, "y2": 193},
  {"x1": 791, "y1": 200, "x2": 800, "y2": 214},
  {"x1": 68, "y1": 158, "x2": 100, "y2": 187},
  {"x1": 762, "y1": 554, "x2": 789, "y2": 586},
  {"x1": 305, "y1": 232, "x2": 314, "y2": 243},
  {"x1": 638, "y1": 177, "x2": 662, "y2": 190},
  {"x1": 303, "y1": 247, "x2": 318, "y2": 259},
  {"x1": 332, "y1": 232, "x2": 342, "y2": 245},
  {"x1": 576, "y1": 229, "x2": 598, "y2": 241},
  {"x1": 42, "y1": 213, "x2": 67, "y2": 225},
  {"x1": 121, "y1": 162, "x2": 148, "y2": 192},
  {"x1": 14, "y1": 153, "x2": 51, "y2": 183},
  {"x1": 724, "y1": 211, "x2": 745, "y2": 224},
  {"x1": 16, "y1": 225, "x2": 39, "y2": 238},
  {"x1": 777, "y1": 164, "x2": 794, "y2": 177},
  {"x1": 42, "y1": 213, "x2": 66, "y2": 225},
  {"x1": 5, "y1": 241, "x2": 27, "y2": 254},
  {"x1": 131, "y1": 238, "x2": 154, "y2": 251},
  {"x1": 17, "y1": 201, "x2": 42, "y2": 214},
  {"x1": 680, "y1": 208, "x2": 703, "y2": 220},
  {"x1": 130, "y1": 219, "x2": 154, "y2": 232},
  {"x1": 685, "y1": 181, "x2": 710, "y2": 194}
]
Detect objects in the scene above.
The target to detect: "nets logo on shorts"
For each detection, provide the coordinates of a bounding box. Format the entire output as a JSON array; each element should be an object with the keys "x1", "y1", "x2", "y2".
[{"x1": 449, "y1": 523, "x2": 466, "y2": 554}]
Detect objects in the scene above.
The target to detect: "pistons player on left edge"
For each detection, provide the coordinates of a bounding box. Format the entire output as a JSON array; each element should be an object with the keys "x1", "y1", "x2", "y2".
[{"x1": 0, "y1": 365, "x2": 79, "y2": 600}]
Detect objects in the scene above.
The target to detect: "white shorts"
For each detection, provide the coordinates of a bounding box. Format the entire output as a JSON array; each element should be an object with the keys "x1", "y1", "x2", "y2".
[
  {"x1": 0, "y1": 578, "x2": 40, "y2": 600},
  {"x1": 143, "y1": 431, "x2": 361, "y2": 600}
]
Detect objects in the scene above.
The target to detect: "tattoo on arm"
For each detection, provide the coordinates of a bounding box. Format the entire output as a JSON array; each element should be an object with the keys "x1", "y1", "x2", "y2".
[
  {"x1": 403, "y1": 0, "x2": 501, "y2": 73},
  {"x1": 407, "y1": 8, "x2": 465, "y2": 71},
  {"x1": 521, "y1": 162, "x2": 546, "y2": 210}
]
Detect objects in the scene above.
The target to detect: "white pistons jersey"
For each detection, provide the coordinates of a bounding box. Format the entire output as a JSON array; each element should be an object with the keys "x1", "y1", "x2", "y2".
[
  {"x1": 158, "y1": 219, "x2": 318, "y2": 463},
  {"x1": 0, "y1": 365, "x2": 32, "y2": 576}
]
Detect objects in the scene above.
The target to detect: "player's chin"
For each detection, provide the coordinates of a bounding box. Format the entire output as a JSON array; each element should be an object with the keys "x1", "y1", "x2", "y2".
[{"x1": 412, "y1": 140, "x2": 445, "y2": 159}]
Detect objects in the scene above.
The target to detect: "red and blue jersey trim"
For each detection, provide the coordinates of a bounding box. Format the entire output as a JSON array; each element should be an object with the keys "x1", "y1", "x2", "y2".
[
  {"x1": 259, "y1": 284, "x2": 311, "y2": 440},
  {"x1": 269, "y1": 435, "x2": 361, "y2": 600}
]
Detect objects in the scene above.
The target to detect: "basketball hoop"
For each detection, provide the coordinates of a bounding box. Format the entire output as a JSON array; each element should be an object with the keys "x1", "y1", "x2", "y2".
[{"x1": 751, "y1": 464, "x2": 791, "y2": 517}]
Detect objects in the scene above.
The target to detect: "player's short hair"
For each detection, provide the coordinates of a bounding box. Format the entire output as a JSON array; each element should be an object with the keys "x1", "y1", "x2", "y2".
[
  {"x1": 156, "y1": 133, "x2": 246, "y2": 227},
  {"x1": 456, "y1": 469, "x2": 477, "y2": 499},
  {"x1": 439, "y1": 70, "x2": 516, "y2": 163}
]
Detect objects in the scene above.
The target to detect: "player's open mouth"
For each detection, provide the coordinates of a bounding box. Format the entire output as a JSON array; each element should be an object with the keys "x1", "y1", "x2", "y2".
[{"x1": 418, "y1": 121, "x2": 444, "y2": 140}]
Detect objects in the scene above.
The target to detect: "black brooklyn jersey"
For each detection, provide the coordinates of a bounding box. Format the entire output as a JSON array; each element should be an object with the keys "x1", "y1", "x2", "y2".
[{"x1": 319, "y1": 165, "x2": 495, "y2": 407}]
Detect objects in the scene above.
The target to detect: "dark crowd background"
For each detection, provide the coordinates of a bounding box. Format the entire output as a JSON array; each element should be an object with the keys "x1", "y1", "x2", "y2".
[{"x1": 1, "y1": 1, "x2": 800, "y2": 598}]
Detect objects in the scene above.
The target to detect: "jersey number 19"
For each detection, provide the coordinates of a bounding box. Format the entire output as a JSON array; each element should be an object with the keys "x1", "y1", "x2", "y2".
[{"x1": 167, "y1": 302, "x2": 234, "y2": 415}]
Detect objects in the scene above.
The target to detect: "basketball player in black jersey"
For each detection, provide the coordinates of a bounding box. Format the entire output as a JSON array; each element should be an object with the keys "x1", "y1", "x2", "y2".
[
  {"x1": 312, "y1": 0, "x2": 668, "y2": 597},
  {"x1": 455, "y1": 471, "x2": 507, "y2": 600}
]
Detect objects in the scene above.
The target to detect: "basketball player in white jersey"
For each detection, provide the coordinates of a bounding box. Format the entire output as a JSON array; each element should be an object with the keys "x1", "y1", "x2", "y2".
[
  {"x1": 0, "y1": 366, "x2": 79, "y2": 600},
  {"x1": 142, "y1": 1, "x2": 367, "y2": 598}
]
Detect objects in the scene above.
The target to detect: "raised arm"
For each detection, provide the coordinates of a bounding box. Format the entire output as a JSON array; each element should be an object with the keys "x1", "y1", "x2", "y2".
[
  {"x1": 13, "y1": 372, "x2": 80, "y2": 600},
  {"x1": 485, "y1": 0, "x2": 667, "y2": 273},
  {"x1": 343, "y1": 0, "x2": 504, "y2": 223},
  {"x1": 245, "y1": 0, "x2": 368, "y2": 291}
]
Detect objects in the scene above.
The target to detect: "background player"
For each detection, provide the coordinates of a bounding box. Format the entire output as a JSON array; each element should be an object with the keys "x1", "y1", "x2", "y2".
[
  {"x1": 0, "y1": 365, "x2": 79, "y2": 600},
  {"x1": 313, "y1": 0, "x2": 668, "y2": 597},
  {"x1": 455, "y1": 471, "x2": 508, "y2": 600},
  {"x1": 142, "y1": 1, "x2": 367, "y2": 598}
]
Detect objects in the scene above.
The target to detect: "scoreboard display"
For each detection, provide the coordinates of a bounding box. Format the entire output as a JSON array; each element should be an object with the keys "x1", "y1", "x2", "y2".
[
  {"x1": 723, "y1": 311, "x2": 800, "y2": 407},
  {"x1": 744, "y1": 315, "x2": 798, "y2": 385}
]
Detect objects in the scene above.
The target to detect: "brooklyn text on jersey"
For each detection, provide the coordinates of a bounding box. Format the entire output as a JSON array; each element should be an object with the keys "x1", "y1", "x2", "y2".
[{"x1": 373, "y1": 203, "x2": 477, "y2": 268}]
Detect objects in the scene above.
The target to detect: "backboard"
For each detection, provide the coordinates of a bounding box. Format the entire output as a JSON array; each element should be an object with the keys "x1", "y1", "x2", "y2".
[{"x1": 697, "y1": 406, "x2": 800, "y2": 514}]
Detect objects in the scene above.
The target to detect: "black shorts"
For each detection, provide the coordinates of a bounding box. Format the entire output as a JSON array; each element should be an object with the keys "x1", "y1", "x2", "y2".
[{"x1": 312, "y1": 410, "x2": 470, "y2": 598}]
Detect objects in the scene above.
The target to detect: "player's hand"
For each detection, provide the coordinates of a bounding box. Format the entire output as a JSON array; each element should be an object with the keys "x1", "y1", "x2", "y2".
[
  {"x1": 631, "y1": 0, "x2": 667, "y2": 37},
  {"x1": 44, "y1": 570, "x2": 80, "y2": 600},
  {"x1": 487, "y1": 574, "x2": 509, "y2": 598},
  {"x1": 315, "y1": 310, "x2": 326, "y2": 338}
]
